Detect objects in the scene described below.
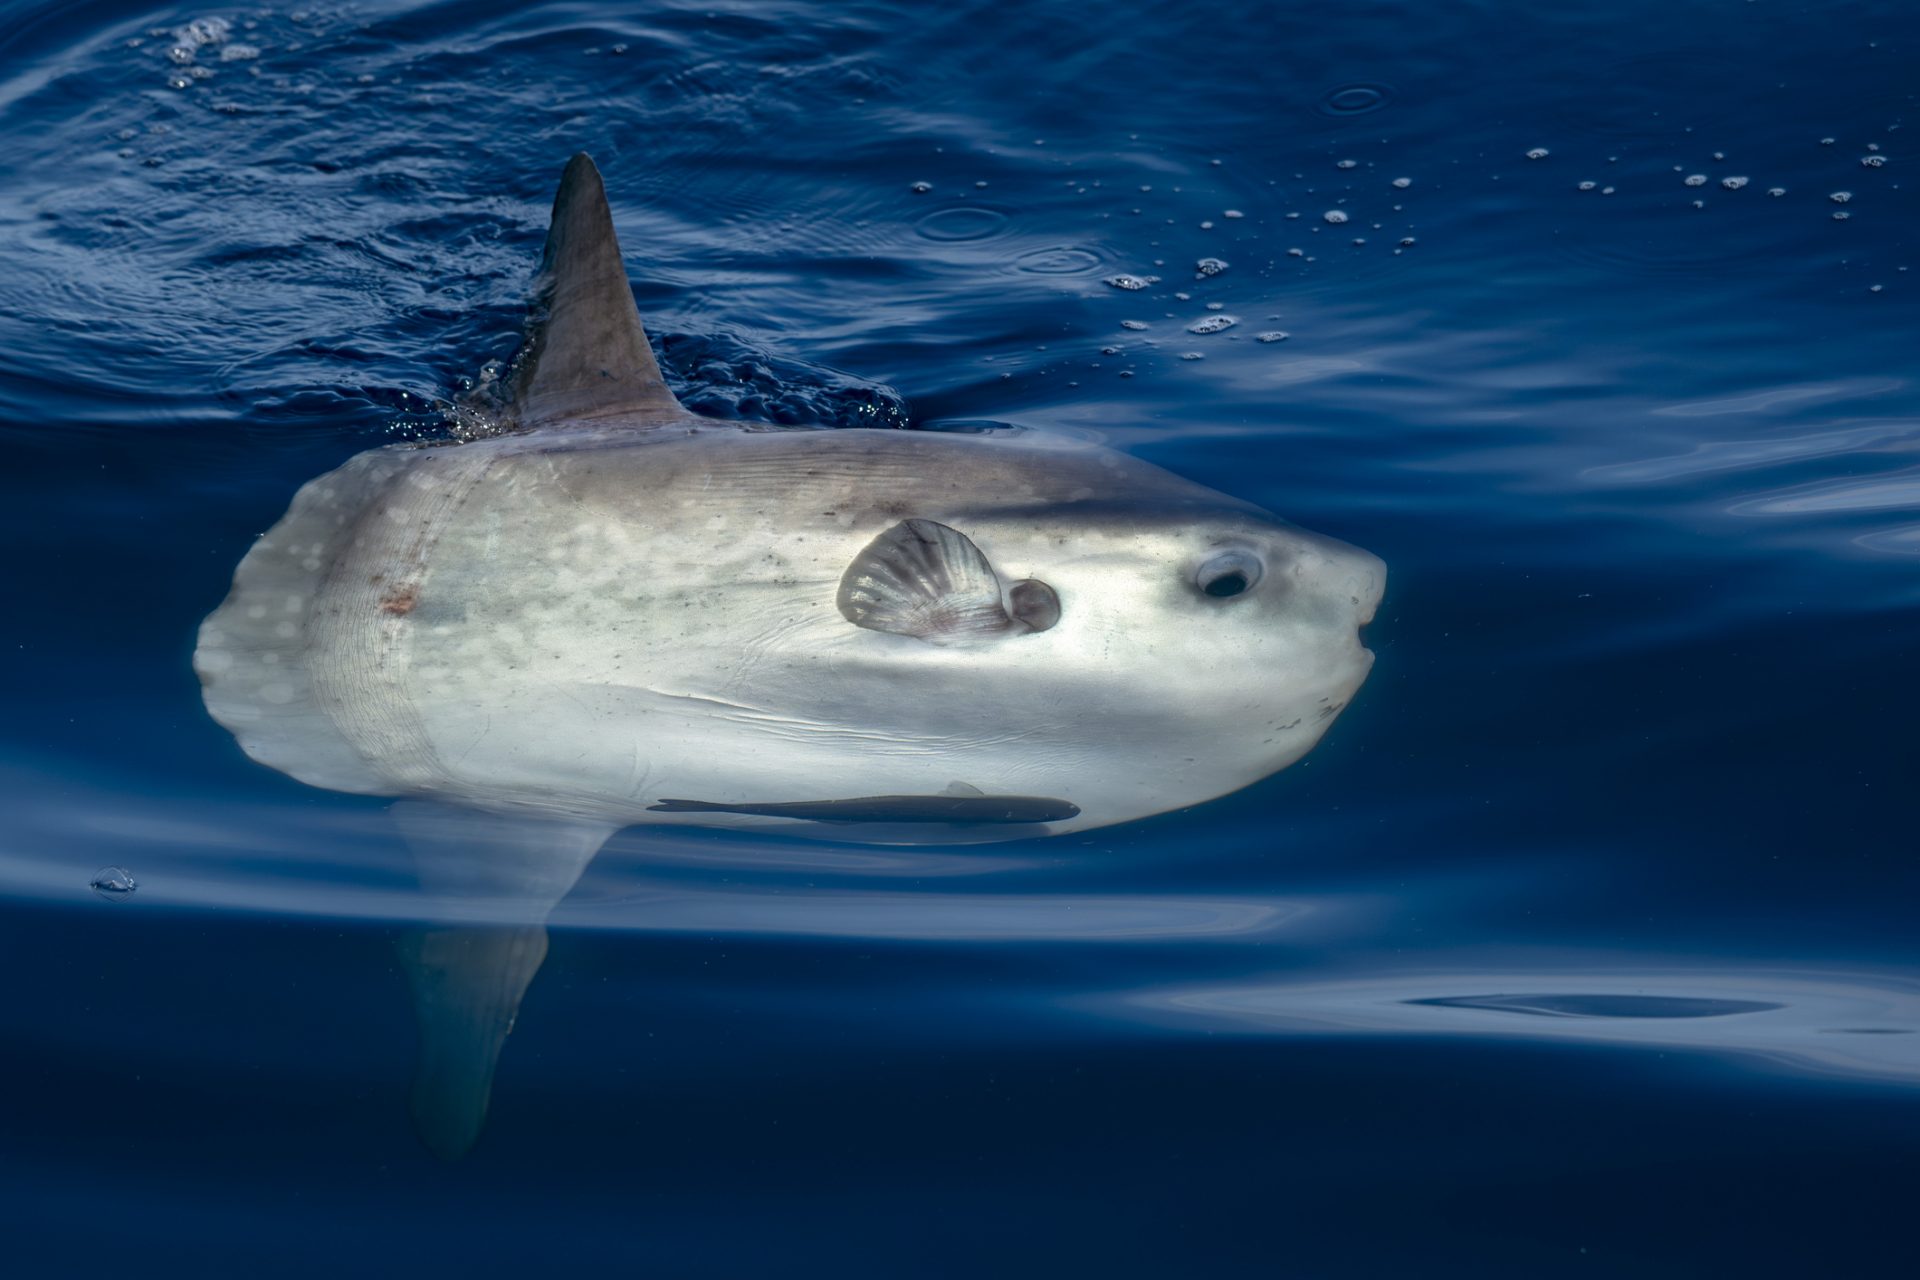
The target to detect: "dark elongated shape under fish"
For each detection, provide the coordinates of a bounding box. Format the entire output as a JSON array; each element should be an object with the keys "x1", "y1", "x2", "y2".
[
  {"x1": 194, "y1": 154, "x2": 1385, "y2": 1159},
  {"x1": 648, "y1": 793, "x2": 1080, "y2": 823}
]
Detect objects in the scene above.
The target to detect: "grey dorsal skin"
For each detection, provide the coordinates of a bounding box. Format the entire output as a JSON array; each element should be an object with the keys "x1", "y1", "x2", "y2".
[{"x1": 193, "y1": 152, "x2": 1386, "y2": 1159}]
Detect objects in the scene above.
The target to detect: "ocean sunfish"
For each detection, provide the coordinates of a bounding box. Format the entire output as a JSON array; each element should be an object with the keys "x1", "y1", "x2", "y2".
[{"x1": 194, "y1": 154, "x2": 1385, "y2": 1156}]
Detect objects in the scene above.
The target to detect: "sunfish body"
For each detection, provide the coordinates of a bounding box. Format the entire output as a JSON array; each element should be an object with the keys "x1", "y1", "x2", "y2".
[{"x1": 194, "y1": 155, "x2": 1384, "y2": 1156}]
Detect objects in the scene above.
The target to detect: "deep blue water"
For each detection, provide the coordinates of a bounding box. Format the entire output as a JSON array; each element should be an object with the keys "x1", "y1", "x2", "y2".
[{"x1": 3, "y1": 0, "x2": 1919, "y2": 1274}]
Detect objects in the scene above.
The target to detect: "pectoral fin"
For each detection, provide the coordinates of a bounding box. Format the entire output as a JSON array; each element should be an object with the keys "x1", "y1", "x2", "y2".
[{"x1": 837, "y1": 519, "x2": 1015, "y2": 643}]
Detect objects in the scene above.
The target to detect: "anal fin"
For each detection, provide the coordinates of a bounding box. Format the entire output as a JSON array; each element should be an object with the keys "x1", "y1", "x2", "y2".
[
  {"x1": 389, "y1": 802, "x2": 618, "y2": 1159},
  {"x1": 397, "y1": 925, "x2": 550, "y2": 1162}
]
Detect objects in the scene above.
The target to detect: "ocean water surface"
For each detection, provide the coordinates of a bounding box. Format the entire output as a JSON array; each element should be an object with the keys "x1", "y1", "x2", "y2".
[{"x1": 2, "y1": 0, "x2": 1918, "y2": 1274}]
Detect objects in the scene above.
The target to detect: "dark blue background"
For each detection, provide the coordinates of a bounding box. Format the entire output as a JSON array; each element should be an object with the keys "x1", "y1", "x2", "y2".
[{"x1": 2, "y1": 1, "x2": 1917, "y2": 1274}]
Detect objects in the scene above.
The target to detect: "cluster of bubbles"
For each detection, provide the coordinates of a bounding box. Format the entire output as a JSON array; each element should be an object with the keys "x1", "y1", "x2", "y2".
[
  {"x1": 1083, "y1": 143, "x2": 1446, "y2": 376},
  {"x1": 1561, "y1": 137, "x2": 1895, "y2": 238},
  {"x1": 134, "y1": 16, "x2": 262, "y2": 89}
]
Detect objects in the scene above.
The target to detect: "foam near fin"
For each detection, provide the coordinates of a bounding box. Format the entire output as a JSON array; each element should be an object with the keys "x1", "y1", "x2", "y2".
[
  {"x1": 390, "y1": 802, "x2": 618, "y2": 1160},
  {"x1": 510, "y1": 153, "x2": 682, "y2": 427}
]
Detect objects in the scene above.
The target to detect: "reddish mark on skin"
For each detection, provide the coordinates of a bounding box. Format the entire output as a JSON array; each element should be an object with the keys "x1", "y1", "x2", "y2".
[{"x1": 379, "y1": 585, "x2": 420, "y2": 616}]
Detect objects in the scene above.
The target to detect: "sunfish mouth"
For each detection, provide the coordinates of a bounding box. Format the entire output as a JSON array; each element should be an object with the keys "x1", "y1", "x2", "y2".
[{"x1": 1348, "y1": 550, "x2": 1386, "y2": 632}]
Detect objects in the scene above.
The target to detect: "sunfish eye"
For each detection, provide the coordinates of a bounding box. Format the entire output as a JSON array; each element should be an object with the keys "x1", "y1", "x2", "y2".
[{"x1": 1195, "y1": 549, "x2": 1263, "y2": 599}]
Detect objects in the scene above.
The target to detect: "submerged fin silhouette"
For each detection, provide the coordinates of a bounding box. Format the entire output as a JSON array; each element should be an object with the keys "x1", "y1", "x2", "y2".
[
  {"x1": 510, "y1": 152, "x2": 683, "y2": 427},
  {"x1": 397, "y1": 924, "x2": 550, "y2": 1161},
  {"x1": 390, "y1": 802, "x2": 617, "y2": 1160}
]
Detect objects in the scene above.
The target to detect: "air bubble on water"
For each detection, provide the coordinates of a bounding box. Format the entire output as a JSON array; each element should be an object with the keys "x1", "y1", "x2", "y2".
[
  {"x1": 1104, "y1": 274, "x2": 1159, "y2": 290},
  {"x1": 1101, "y1": 346, "x2": 1122, "y2": 355},
  {"x1": 1187, "y1": 315, "x2": 1236, "y2": 334},
  {"x1": 1256, "y1": 331, "x2": 1289, "y2": 343},
  {"x1": 1526, "y1": 147, "x2": 1550, "y2": 160},
  {"x1": 1323, "y1": 209, "x2": 1349, "y2": 224},
  {"x1": 1821, "y1": 137, "x2": 1835, "y2": 145},
  {"x1": 91, "y1": 867, "x2": 137, "y2": 900},
  {"x1": 1336, "y1": 159, "x2": 1358, "y2": 169},
  {"x1": 1287, "y1": 247, "x2": 1304, "y2": 257},
  {"x1": 220, "y1": 43, "x2": 260, "y2": 62},
  {"x1": 1204, "y1": 301, "x2": 1225, "y2": 311},
  {"x1": 1691, "y1": 199, "x2": 1705, "y2": 208},
  {"x1": 1391, "y1": 177, "x2": 1411, "y2": 188},
  {"x1": 1602, "y1": 186, "x2": 1615, "y2": 195},
  {"x1": 909, "y1": 181, "x2": 932, "y2": 194},
  {"x1": 1768, "y1": 187, "x2": 1786, "y2": 196},
  {"x1": 1173, "y1": 290, "x2": 1192, "y2": 300},
  {"x1": 167, "y1": 45, "x2": 196, "y2": 64},
  {"x1": 1578, "y1": 181, "x2": 1597, "y2": 191},
  {"x1": 167, "y1": 74, "x2": 192, "y2": 89},
  {"x1": 1285, "y1": 211, "x2": 1301, "y2": 219},
  {"x1": 1194, "y1": 257, "x2": 1229, "y2": 278},
  {"x1": 1351, "y1": 237, "x2": 1366, "y2": 245},
  {"x1": 1868, "y1": 142, "x2": 1881, "y2": 151},
  {"x1": 1833, "y1": 210, "x2": 1851, "y2": 220},
  {"x1": 189, "y1": 65, "x2": 213, "y2": 79},
  {"x1": 1830, "y1": 191, "x2": 1852, "y2": 202},
  {"x1": 1223, "y1": 209, "x2": 1244, "y2": 218},
  {"x1": 1120, "y1": 320, "x2": 1149, "y2": 330},
  {"x1": 1713, "y1": 151, "x2": 1726, "y2": 160},
  {"x1": 1861, "y1": 155, "x2": 1887, "y2": 168},
  {"x1": 1399, "y1": 236, "x2": 1416, "y2": 247},
  {"x1": 1870, "y1": 284, "x2": 1883, "y2": 292},
  {"x1": 170, "y1": 16, "x2": 230, "y2": 55},
  {"x1": 1179, "y1": 352, "x2": 1205, "y2": 361},
  {"x1": 1721, "y1": 176, "x2": 1748, "y2": 189},
  {"x1": 1198, "y1": 220, "x2": 1214, "y2": 229},
  {"x1": 1684, "y1": 174, "x2": 1708, "y2": 186}
]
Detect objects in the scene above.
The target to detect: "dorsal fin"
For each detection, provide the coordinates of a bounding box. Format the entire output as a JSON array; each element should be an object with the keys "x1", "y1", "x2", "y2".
[{"x1": 510, "y1": 153, "x2": 683, "y2": 427}]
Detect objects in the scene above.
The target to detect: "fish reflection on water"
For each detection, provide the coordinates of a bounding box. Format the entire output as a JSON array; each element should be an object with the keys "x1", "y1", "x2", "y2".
[{"x1": 190, "y1": 156, "x2": 1383, "y2": 1155}]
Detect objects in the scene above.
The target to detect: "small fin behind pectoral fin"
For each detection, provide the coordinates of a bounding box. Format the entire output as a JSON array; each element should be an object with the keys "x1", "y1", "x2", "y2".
[
  {"x1": 837, "y1": 519, "x2": 1016, "y2": 643},
  {"x1": 510, "y1": 153, "x2": 683, "y2": 427}
]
